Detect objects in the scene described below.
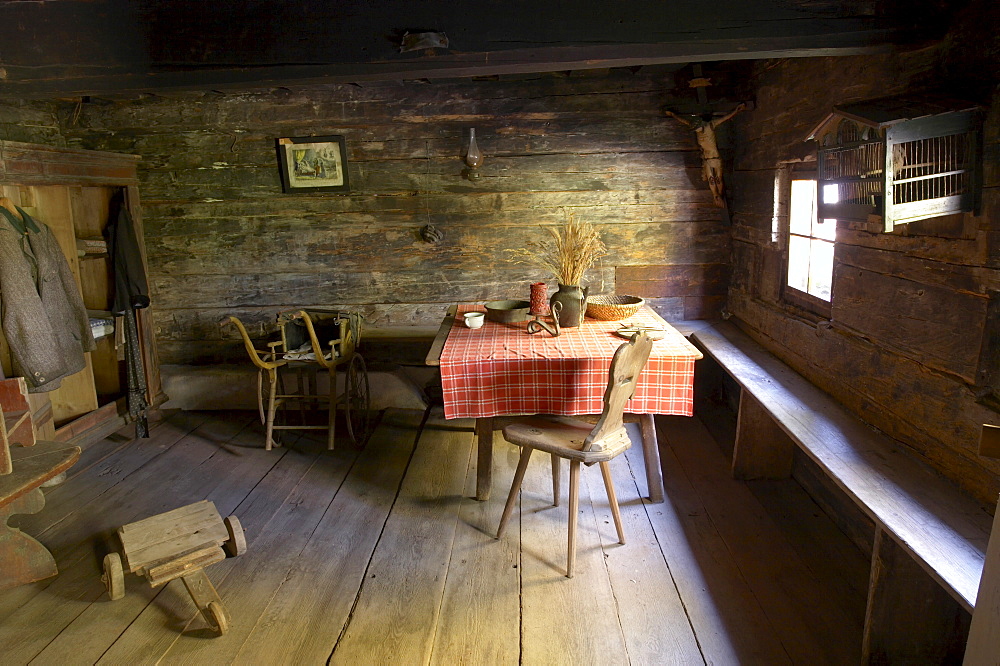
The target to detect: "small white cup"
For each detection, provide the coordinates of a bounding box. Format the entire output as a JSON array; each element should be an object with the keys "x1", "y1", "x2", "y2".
[{"x1": 464, "y1": 312, "x2": 485, "y2": 329}]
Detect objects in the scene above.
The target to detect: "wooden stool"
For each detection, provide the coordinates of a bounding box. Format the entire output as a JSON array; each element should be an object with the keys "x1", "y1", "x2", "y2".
[{"x1": 101, "y1": 500, "x2": 246, "y2": 635}]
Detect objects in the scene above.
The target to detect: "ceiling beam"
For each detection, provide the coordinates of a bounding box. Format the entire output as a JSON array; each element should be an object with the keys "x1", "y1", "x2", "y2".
[
  {"x1": 1, "y1": 32, "x2": 900, "y2": 99},
  {"x1": 0, "y1": 0, "x2": 953, "y2": 98}
]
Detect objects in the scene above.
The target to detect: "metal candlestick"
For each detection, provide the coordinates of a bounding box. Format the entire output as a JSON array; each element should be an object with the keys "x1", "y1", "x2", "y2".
[{"x1": 527, "y1": 301, "x2": 562, "y2": 337}]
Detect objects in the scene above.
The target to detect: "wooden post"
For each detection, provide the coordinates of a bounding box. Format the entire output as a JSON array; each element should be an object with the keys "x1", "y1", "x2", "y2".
[
  {"x1": 732, "y1": 390, "x2": 795, "y2": 479},
  {"x1": 964, "y1": 495, "x2": 1000, "y2": 665},
  {"x1": 863, "y1": 528, "x2": 970, "y2": 664}
]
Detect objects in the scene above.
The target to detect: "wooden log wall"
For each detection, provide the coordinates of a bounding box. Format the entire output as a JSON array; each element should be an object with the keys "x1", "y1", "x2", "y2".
[
  {"x1": 54, "y1": 67, "x2": 733, "y2": 365},
  {"x1": 0, "y1": 100, "x2": 62, "y2": 145},
  {"x1": 725, "y1": 29, "x2": 1000, "y2": 506}
]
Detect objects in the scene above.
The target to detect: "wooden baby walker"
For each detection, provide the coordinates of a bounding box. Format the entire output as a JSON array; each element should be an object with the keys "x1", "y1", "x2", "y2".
[
  {"x1": 224, "y1": 308, "x2": 373, "y2": 451},
  {"x1": 101, "y1": 500, "x2": 246, "y2": 635}
]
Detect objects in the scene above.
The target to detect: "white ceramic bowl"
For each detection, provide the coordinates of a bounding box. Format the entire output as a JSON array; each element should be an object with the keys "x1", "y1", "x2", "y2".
[{"x1": 464, "y1": 312, "x2": 485, "y2": 329}]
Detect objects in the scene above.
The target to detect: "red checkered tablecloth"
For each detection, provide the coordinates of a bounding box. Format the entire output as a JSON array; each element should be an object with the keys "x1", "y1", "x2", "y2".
[{"x1": 440, "y1": 304, "x2": 702, "y2": 419}]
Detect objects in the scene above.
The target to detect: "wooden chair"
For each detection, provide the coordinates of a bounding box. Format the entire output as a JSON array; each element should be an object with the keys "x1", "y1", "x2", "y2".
[{"x1": 497, "y1": 331, "x2": 653, "y2": 577}]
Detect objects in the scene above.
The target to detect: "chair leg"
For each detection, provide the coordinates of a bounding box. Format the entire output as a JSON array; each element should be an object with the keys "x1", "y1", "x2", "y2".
[
  {"x1": 257, "y1": 369, "x2": 267, "y2": 425},
  {"x1": 600, "y1": 461, "x2": 625, "y2": 544},
  {"x1": 327, "y1": 367, "x2": 337, "y2": 451},
  {"x1": 498, "y1": 446, "x2": 533, "y2": 539},
  {"x1": 276, "y1": 369, "x2": 287, "y2": 422},
  {"x1": 308, "y1": 366, "x2": 318, "y2": 415},
  {"x1": 264, "y1": 369, "x2": 279, "y2": 451},
  {"x1": 294, "y1": 367, "x2": 306, "y2": 425},
  {"x1": 551, "y1": 453, "x2": 561, "y2": 507},
  {"x1": 567, "y1": 460, "x2": 581, "y2": 578}
]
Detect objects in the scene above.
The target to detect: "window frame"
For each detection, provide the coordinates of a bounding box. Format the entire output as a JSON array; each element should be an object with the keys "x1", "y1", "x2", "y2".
[{"x1": 780, "y1": 165, "x2": 833, "y2": 320}]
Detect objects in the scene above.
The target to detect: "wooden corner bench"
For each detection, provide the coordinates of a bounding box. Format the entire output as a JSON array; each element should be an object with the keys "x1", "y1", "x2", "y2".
[
  {"x1": 690, "y1": 320, "x2": 995, "y2": 663},
  {"x1": 0, "y1": 377, "x2": 81, "y2": 590}
]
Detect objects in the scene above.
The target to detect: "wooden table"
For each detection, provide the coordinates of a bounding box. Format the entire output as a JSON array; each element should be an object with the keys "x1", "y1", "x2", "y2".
[{"x1": 426, "y1": 304, "x2": 702, "y2": 503}]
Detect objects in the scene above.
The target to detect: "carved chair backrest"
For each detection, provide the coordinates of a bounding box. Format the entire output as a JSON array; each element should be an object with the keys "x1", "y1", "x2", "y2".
[{"x1": 584, "y1": 331, "x2": 653, "y2": 452}]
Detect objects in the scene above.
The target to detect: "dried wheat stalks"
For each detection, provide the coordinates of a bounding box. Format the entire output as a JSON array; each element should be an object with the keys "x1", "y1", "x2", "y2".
[{"x1": 528, "y1": 212, "x2": 607, "y2": 286}]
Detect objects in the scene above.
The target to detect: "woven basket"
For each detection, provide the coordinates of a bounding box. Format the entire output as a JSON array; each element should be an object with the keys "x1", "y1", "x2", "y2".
[{"x1": 585, "y1": 295, "x2": 645, "y2": 321}]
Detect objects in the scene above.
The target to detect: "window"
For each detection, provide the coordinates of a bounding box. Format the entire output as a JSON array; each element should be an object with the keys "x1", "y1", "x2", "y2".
[{"x1": 785, "y1": 173, "x2": 835, "y2": 312}]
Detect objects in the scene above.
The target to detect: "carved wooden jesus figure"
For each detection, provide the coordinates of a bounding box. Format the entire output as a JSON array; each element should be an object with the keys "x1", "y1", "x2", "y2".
[{"x1": 665, "y1": 102, "x2": 747, "y2": 208}]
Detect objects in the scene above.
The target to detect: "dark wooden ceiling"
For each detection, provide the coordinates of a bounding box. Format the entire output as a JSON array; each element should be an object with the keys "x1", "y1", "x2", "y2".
[{"x1": 0, "y1": 0, "x2": 966, "y2": 98}]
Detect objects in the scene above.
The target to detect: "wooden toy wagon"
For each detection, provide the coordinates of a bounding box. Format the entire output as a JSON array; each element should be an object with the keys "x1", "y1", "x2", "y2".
[{"x1": 101, "y1": 500, "x2": 246, "y2": 635}]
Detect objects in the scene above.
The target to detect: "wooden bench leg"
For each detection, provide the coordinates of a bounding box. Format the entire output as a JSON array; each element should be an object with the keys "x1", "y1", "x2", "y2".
[
  {"x1": 862, "y1": 528, "x2": 969, "y2": 664},
  {"x1": 475, "y1": 417, "x2": 494, "y2": 501},
  {"x1": 964, "y1": 497, "x2": 1000, "y2": 664},
  {"x1": 0, "y1": 487, "x2": 58, "y2": 590},
  {"x1": 732, "y1": 390, "x2": 795, "y2": 480}
]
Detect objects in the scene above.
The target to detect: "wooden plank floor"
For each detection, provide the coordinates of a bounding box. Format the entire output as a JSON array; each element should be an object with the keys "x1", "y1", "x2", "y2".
[{"x1": 0, "y1": 408, "x2": 867, "y2": 665}]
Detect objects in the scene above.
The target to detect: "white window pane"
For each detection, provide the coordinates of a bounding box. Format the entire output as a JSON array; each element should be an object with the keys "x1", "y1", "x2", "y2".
[
  {"x1": 787, "y1": 235, "x2": 810, "y2": 293},
  {"x1": 789, "y1": 179, "x2": 816, "y2": 236},
  {"x1": 814, "y1": 217, "x2": 837, "y2": 241},
  {"x1": 808, "y1": 239, "x2": 834, "y2": 301},
  {"x1": 822, "y1": 183, "x2": 840, "y2": 204}
]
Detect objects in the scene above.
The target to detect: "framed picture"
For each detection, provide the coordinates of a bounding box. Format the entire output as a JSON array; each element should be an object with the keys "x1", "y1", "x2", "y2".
[{"x1": 276, "y1": 135, "x2": 350, "y2": 193}]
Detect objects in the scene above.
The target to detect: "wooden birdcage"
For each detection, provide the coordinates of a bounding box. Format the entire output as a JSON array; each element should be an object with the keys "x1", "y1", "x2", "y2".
[{"x1": 807, "y1": 95, "x2": 982, "y2": 231}]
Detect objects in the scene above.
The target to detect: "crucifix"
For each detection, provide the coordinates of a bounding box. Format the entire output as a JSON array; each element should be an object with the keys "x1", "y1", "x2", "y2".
[{"x1": 664, "y1": 65, "x2": 748, "y2": 208}]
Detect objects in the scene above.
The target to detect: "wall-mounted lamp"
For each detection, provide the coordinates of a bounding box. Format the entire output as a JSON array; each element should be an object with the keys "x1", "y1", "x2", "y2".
[{"x1": 463, "y1": 128, "x2": 482, "y2": 180}]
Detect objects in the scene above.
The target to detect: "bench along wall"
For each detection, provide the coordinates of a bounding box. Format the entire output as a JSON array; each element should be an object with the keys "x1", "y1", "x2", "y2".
[
  {"x1": 726, "y1": 11, "x2": 1000, "y2": 508},
  {"x1": 54, "y1": 66, "x2": 740, "y2": 366}
]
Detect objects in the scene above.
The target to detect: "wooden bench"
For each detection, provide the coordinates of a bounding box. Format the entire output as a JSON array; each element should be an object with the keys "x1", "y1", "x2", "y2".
[
  {"x1": 0, "y1": 377, "x2": 81, "y2": 590},
  {"x1": 690, "y1": 321, "x2": 995, "y2": 663}
]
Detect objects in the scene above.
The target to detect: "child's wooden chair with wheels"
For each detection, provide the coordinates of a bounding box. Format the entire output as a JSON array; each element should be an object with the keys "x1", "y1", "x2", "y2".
[
  {"x1": 223, "y1": 311, "x2": 373, "y2": 451},
  {"x1": 222, "y1": 315, "x2": 289, "y2": 450},
  {"x1": 276, "y1": 308, "x2": 373, "y2": 450},
  {"x1": 101, "y1": 500, "x2": 246, "y2": 635}
]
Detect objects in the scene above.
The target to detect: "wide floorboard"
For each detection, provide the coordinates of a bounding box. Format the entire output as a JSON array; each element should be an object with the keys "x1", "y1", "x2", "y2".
[{"x1": 0, "y1": 408, "x2": 867, "y2": 664}]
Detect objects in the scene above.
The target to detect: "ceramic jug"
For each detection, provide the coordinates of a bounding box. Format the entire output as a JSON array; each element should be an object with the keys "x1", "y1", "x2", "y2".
[{"x1": 550, "y1": 284, "x2": 588, "y2": 328}]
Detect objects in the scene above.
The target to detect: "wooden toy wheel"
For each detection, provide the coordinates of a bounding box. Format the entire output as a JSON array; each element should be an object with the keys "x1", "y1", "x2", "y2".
[
  {"x1": 345, "y1": 354, "x2": 373, "y2": 449},
  {"x1": 224, "y1": 515, "x2": 246, "y2": 557},
  {"x1": 207, "y1": 601, "x2": 229, "y2": 635},
  {"x1": 102, "y1": 552, "x2": 125, "y2": 600}
]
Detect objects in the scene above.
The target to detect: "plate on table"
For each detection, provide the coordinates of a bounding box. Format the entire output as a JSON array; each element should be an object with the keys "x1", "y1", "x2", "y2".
[{"x1": 615, "y1": 326, "x2": 667, "y2": 341}]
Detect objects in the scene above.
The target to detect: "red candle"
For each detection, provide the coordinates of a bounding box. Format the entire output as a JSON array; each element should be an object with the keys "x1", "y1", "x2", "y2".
[{"x1": 530, "y1": 282, "x2": 549, "y2": 315}]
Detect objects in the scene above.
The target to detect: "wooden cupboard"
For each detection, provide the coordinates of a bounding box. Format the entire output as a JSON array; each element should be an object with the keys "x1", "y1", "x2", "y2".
[{"x1": 0, "y1": 140, "x2": 163, "y2": 444}]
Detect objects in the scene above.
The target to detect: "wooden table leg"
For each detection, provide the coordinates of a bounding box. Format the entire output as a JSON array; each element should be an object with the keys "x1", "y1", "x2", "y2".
[
  {"x1": 638, "y1": 414, "x2": 665, "y2": 503},
  {"x1": 475, "y1": 417, "x2": 494, "y2": 501}
]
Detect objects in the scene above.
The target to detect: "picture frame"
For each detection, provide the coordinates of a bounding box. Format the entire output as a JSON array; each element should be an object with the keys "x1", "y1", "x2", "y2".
[{"x1": 276, "y1": 135, "x2": 350, "y2": 193}]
